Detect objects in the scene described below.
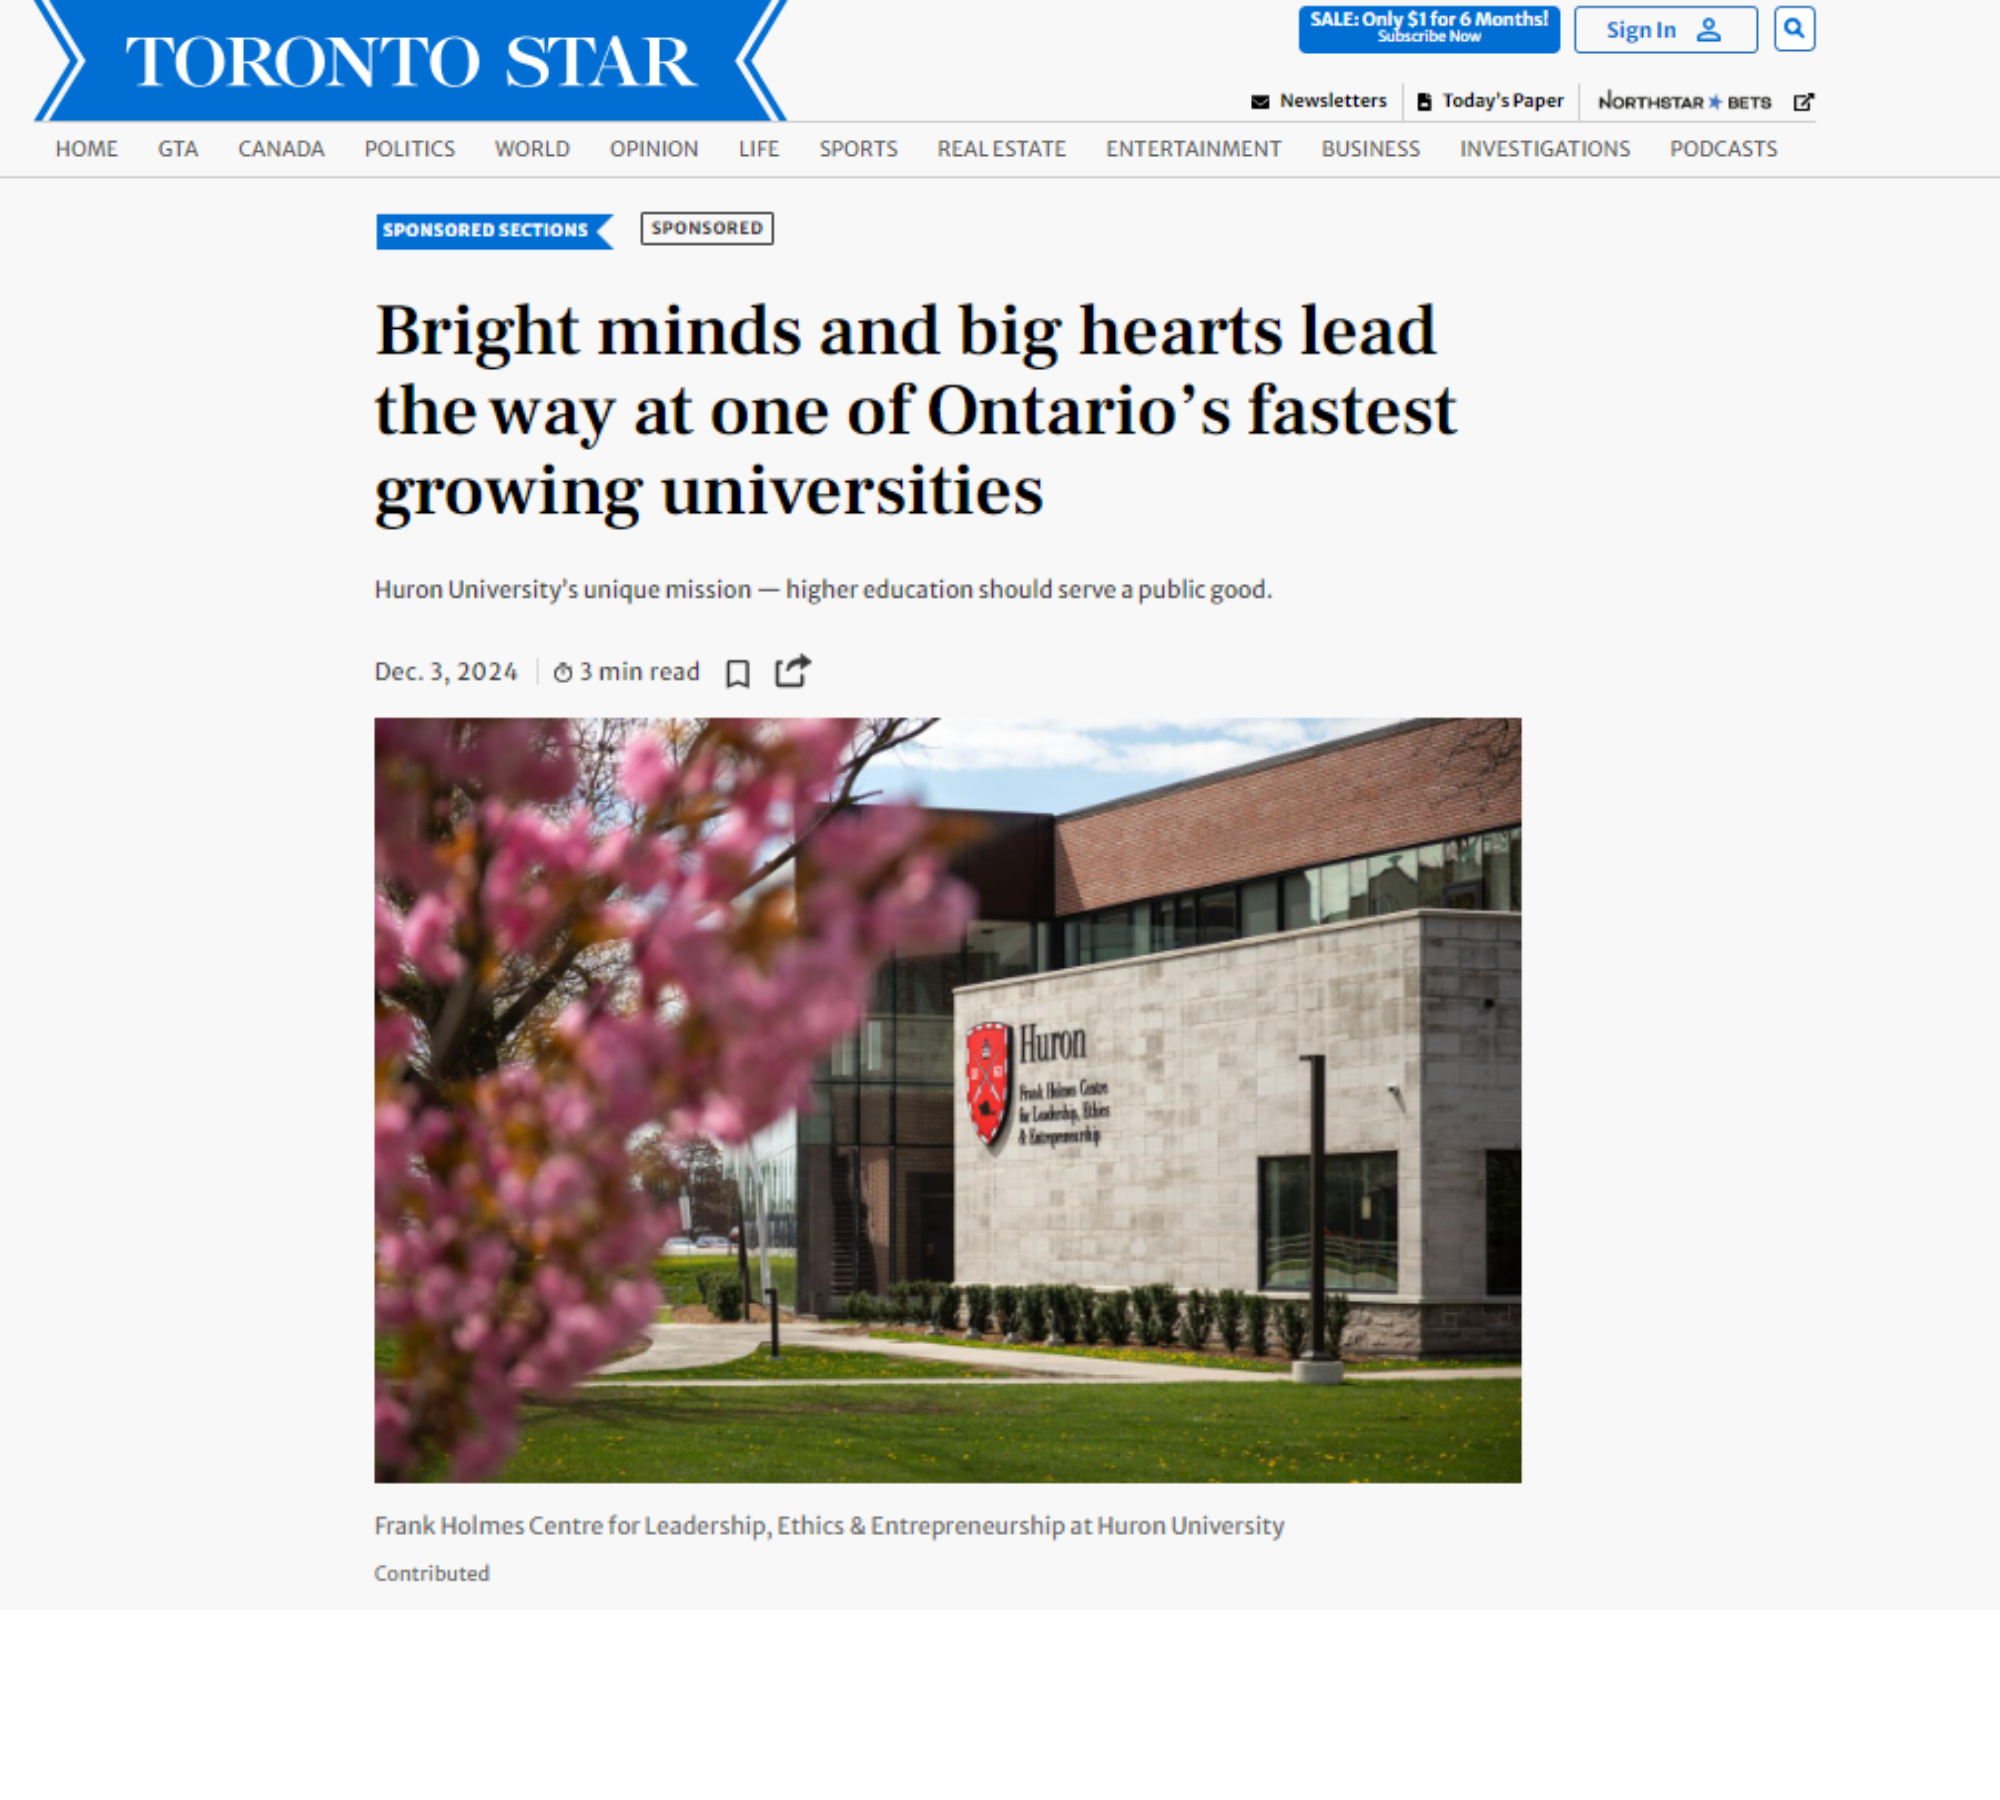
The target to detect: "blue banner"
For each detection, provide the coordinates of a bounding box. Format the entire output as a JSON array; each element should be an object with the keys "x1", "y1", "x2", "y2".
[
  {"x1": 377, "y1": 212, "x2": 614, "y2": 249},
  {"x1": 1299, "y1": 6, "x2": 1562, "y2": 54},
  {"x1": 36, "y1": 0, "x2": 787, "y2": 121}
]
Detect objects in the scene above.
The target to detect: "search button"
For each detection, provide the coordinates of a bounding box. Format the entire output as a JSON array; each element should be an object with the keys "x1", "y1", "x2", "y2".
[{"x1": 1775, "y1": 6, "x2": 1816, "y2": 48}]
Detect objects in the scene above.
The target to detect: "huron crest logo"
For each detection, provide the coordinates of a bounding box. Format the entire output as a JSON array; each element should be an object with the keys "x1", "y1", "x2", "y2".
[{"x1": 965, "y1": 1021, "x2": 1013, "y2": 1146}]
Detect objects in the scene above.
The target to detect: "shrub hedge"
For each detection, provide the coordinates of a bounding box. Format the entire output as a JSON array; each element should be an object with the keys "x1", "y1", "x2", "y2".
[
  {"x1": 839, "y1": 1282, "x2": 1350, "y2": 1359},
  {"x1": 697, "y1": 1267, "x2": 745, "y2": 1322}
]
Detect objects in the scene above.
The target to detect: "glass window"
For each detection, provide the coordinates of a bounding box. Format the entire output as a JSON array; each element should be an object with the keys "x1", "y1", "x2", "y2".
[
  {"x1": 1282, "y1": 871, "x2": 1310, "y2": 931},
  {"x1": 860, "y1": 1017, "x2": 890, "y2": 1078},
  {"x1": 858, "y1": 1084, "x2": 893, "y2": 1144},
  {"x1": 965, "y1": 920, "x2": 1035, "y2": 985},
  {"x1": 1153, "y1": 893, "x2": 1198, "y2": 953},
  {"x1": 898, "y1": 1151, "x2": 955, "y2": 1283},
  {"x1": 896, "y1": 950, "x2": 957, "y2": 1016},
  {"x1": 1197, "y1": 886, "x2": 1239, "y2": 945},
  {"x1": 1487, "y1": 1149, "x2": 1522, "y2": 1295},
  {"x1": 799, "y1": 1091, "x2": 834, "y2": 1146},
  {"x1": 1062, "y1": 919, "x2": 1082, "y2": 969},
  {"x1": 896, "y1": 1086, "x2": 954, "y2": 1145},
  {"x1": 1510, "y1": 825, "x2": 1522, "y2": 911},
  {"x1": 819, "y1": 1083, "x2": 858, "y2": 1148},
  {"x1": 1243, "y1": 878, "x2": 1280, "y2": 937},
  {"x1": 1308, "y1": 861, "x2": 1352, "y2": 925},
  {"x1": 1258, "y1": 1157, "x2": 1310, "y2": 1287},
  {"x1": 1335, "y1": 1153, "x2": 1400, "y2": 1290},
  {"x1": 895, "y1": 1015, "x2": 951, "y2": 1082},
  {"x1": 1090, "y1": 905, "x2": 1136, "y2": 964},
  {"x1": 1483, "y1": 830, "x2": 1513, "y2": 912},
  {"x1": 1368, "y1": 849, "x2": 1419, "y2": 917},
  {"x1": 1258, "y1": 1152, "x2": 1398, "y2": 1293},
  {"x1": 1418, "y1": 839, "x2": 1446, "y2": 909},
  {"x1": 1443, "y1": 835, "x2": 1485, "y2": 909},
  {"x1": 821, "y1": 1032, "x2": 858, "y2": 1081}
]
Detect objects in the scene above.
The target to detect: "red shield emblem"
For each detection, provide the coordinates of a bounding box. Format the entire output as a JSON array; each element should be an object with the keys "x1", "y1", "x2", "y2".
[{"x1": 965, "y1": 1022, "x2": 1013, "y2": 1146}]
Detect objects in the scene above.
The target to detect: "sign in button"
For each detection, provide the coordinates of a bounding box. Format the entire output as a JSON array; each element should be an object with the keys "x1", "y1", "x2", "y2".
[
  {"x1": 1299, "y1": 7, "x2": 1562, "y2": 54},
  {"x1": 1574, "y1": 7, "x2": 1758, "y2": 50}
]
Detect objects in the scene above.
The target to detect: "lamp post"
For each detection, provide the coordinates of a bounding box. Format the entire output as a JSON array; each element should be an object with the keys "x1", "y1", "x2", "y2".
[{"x1": 1295, "y1": 1052, "x2": 1343, "y2": 1384}]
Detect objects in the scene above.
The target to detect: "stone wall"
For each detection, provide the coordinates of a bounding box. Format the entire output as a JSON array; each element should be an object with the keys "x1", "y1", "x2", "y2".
[
  {"x1": 1414, "y1": 912, "x2": 1523, "y2": 1299},
  {"x1": 953, "y1": 909, "x2": 1521, "y2": 1311},
  {"x1": 1343, "y1": 1301, "x2": 1522, "y2": 1358}
]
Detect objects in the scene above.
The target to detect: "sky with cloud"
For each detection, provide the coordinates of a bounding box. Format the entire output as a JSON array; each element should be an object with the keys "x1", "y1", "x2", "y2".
[{"x1": 874, "y1": 719, "x2": 1402, "y2": 814}]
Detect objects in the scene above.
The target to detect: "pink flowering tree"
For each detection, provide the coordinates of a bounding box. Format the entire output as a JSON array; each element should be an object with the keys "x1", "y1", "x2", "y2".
[{"x1": 375, "y1": 719, "x2": 969, "y2": 1480}]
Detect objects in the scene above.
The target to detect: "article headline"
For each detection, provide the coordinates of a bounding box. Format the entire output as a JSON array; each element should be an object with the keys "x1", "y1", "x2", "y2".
[{"x1": 371, "y1": 298, "x2": 1461, "y2": 528}]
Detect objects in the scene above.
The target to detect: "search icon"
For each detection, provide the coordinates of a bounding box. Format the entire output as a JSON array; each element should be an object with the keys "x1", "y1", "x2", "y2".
[{"x1": 1775, "y1": 5, "x2": 1816, "y2": 48}]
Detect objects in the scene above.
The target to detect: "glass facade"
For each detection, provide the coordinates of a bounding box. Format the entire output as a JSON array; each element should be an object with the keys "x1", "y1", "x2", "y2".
[
  {"x1": 805, "y1": 920, "x2": 1040, "y2": 1294},
  {"x1": 1258, "y1": 1152, "x2": 1400, "y2": 1293},
  {"x1": 1061, "y1": 825, "x2": 1520, "y2": 969},
  {"x1": 788, "y1": 794, "x2": 1516, "y2": 1309}
]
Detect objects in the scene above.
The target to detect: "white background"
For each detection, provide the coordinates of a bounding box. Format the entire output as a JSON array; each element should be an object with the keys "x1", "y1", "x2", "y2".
[
  {"x1": 4, "y1": 2, "x2": 1997, "y2": 1779},
  {"x1": 6, "y1": 167, "x2": 1996, "y2": 1608}
]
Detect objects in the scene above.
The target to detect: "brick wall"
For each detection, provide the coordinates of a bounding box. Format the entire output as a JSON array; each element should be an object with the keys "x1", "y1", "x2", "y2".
[{"x1": 1052, "y1": 718, "x2": 1521, "y2": 915}]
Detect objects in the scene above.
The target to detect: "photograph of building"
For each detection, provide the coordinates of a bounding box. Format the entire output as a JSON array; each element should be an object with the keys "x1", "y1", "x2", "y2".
[{"x1": 785, "y1": 718, "x2": 1522, "y2": 1355}]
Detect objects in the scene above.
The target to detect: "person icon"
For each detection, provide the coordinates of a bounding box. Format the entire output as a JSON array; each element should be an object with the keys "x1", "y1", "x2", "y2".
[{"x1": 1697, "y1": 16, "x2": 1722, "y2": 39}]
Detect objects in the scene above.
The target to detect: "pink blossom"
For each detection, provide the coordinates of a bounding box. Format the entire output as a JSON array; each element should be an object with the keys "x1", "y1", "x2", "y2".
[
  {"x1": 621, "y1": 733, "x2": 675, "y2": 813},
  {"x1": 401, "y1": 893, "x2": 462, "y2": 984},
  {"x1": 374, "y1": 897, "x2": 404, "y2": 989},
  {"x1": 375, "y1": 1014, "x2": 414, "y2": 1064},
  {"x1": 374, "y1": 717, "x2": 970, "y2": 1481}
]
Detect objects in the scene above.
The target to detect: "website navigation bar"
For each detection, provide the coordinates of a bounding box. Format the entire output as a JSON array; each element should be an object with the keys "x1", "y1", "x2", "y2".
[{"x1": 32, "y1": 110, "x2": 1834, "y2": 178}]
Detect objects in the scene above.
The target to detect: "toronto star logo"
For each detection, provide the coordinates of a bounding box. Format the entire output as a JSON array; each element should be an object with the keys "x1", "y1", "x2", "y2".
[{"x1": 965, "y1": 1021, "x2": 1013, "y2": 1145}]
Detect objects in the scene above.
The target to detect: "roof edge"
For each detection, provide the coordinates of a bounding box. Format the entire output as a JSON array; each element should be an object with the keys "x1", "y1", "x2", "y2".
[{"x1": 1054, "y1": 717, "x2": 1446, "y2": 824}]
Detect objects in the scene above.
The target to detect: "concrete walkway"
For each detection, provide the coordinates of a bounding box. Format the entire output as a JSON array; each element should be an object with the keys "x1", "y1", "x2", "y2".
[
  {"x1": 605, "y1": 1321, "x2": 1519, "y2": 1386},
  {"x1": 1347, "y1": 1367, "x2": 1520, "y2": 1382},
  {"x1": 610, "y1": 1323, "x2": 771, "y2": 1374},
  {"x1": 590, "y1": 1376, "x2": 1089, "y2": 1389},
  {"x1": 816, "y1": 1332, "x2": 1269, "y2": 1382}
]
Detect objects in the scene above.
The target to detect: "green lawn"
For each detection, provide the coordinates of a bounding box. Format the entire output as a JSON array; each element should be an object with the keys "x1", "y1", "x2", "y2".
[
  {"x1": 502, "y1": 1379, "x2": 1521, "y2": 1483},
  {"x1": 654, "y1": 1254, "x2": 797, "y2": 1311},
  {"x1": 595, "y1": 1348, "x2": 1015, "y2": 1383}
]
